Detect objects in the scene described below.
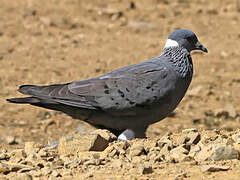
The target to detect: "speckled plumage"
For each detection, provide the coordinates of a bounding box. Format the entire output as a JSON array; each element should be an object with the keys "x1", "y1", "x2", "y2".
[{"x1": 7, "y1": 29, "x2": 207, "y2": 140}]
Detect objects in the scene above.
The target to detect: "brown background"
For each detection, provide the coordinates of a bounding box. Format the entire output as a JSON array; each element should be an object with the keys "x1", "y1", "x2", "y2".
[{"x1": 0, "y1": 0, "x2": 240, "y2": 179}]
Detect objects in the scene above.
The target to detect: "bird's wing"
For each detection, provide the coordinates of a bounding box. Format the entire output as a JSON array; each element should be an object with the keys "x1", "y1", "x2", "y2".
[
  {"x1": 16, "y1": 59, "x2": 177, "y2": 116},
  {"x1": 68, "y1": 61, "x2": 177, "y2": 116}
]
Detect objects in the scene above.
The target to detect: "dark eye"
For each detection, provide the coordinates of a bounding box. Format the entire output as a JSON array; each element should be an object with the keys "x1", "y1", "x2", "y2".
[{"x1": 187, "y1": 37, "x2": 192, "y2": 41}]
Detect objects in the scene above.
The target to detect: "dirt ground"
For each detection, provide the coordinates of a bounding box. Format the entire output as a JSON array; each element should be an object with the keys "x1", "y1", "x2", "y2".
[{"x1": 0, "y1": 0, "x2": 240, "y2": 179}]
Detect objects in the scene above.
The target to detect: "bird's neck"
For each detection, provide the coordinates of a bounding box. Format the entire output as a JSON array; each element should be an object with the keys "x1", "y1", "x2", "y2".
[{"x1": 161, "y1": 46, "x2": 193, "y2": 79}]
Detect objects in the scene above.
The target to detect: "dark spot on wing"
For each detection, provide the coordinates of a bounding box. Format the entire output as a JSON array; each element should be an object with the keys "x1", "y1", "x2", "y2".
[
  {"x1": 113, "y1": 81, "x2": 118, "y2": 87},
  {"x1": 126, "y1": 98, "x2": 135, "y2": 105},
  {"x1": 104, "y1": 89, "x2": 110, "y2": 94},
  {"x1": 117, "y1": 89, "x2": 124, "y2": 97},
  {"x1": 151, "y1": 81, "x2": 157, "y2": 86},
  {"x1": 126, "y1": 88, "x2": 130, "y2": 92},
  {"x1": 104, "y1": 85, "x2": 109, "y2": 89},
  {"x1": 129, "y1": 101, "x2": 135, "y2": 105}
]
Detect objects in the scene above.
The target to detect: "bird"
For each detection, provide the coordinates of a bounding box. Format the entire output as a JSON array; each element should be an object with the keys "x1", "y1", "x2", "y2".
[{"x1": 7, "y1": 29, "x2": 208, "y2": 140}]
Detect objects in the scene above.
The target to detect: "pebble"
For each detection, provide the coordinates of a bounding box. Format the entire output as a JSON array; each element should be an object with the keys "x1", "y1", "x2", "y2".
[
  {"x1": 169, "y1": 145, "x2": 192, "y2": 163},
  {"x1": 5, "y1": 136, "x2": 18, "y2": 145},
  {"x1": 185, "y1": 132, "x2": 201, "y2": 145},
  {"x1": 201, "y1": 165, "x2": 230, "y2": 172},
  {"x1": 0, "y1": 163, "x2": 9, "y2": 173},
  {"x1": 210, "y1": 144, "x2": 239, "y2": 161},
  {"x1": 1, "y1": 129, "x2": 240, "y2": 178},
  {"x1": 139, "y1": 165, "x2": 153, "y2": 174},
  {"x1": 58, "y1": 130, "x2": 115, "y2": 156},
  {"x1": 11, "y1": 173, "x2": 33, "y2": 180},
  {"x1": 129, "y1": 142, "x2": 145, "y2": 157}
]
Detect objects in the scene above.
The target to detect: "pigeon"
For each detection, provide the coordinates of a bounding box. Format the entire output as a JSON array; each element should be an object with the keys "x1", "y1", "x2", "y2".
[{"x1": 7, "y1": 29, "x2": 208, "y2": 140}]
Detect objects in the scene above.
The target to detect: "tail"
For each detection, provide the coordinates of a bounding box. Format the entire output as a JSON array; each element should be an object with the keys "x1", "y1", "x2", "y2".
[
  {"x1": 6, "y1": 84, "x2": 65, "y2": 105},
  {"x1": 6, "y1": 97, "x2": 41, "y2": 104},
  {"x1": 6, "y1": 83, "x2": 97, "y2": 110}
]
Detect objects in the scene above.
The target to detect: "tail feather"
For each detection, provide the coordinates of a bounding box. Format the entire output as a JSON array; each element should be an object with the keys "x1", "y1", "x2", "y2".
[
  {"x1": 18, "y1": 84, "x2": 65, "y2": 96},
  {"x1": 7, "y1": 83, "x2": 97, "y2": 110},
  {"x1": 7, "y1": 97, "x2": 41, "y2": 104}
]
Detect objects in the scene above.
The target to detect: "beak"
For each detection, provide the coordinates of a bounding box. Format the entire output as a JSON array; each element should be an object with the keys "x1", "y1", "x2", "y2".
[{"x1": 195, "y1": 41, "x2": 208, "y2": 53}]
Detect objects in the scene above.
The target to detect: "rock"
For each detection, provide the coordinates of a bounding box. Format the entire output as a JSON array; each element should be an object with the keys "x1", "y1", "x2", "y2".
[
  {"x1": 103, "y1": 141, "x2": 130, "y2": 158},
  {"x1": 158, "y1": 143, "x2": 171, "y2": 161},
  {"x1": 220, "y1": 51, "x2": 228, "y2": 59},
  {"x1": 139, "y1": 165, "x2": 153, "y2": 174},
  {"x1": 0, "y1": 163, "x2": 9, "y2": 173},
  {"x1": 0, "y1": 150, "x2": 9, "y2": 160},
  {"x1": 36, "y1": 111, "x2": 52, "y2": 120},
  {"x1": 195, "y1": 144, "x2": 239, "y2": 162},
  {"x1": 92, "y1": 129, "x2": 117, "y2": 142},
  {"x1": 5, "y1": 136, "x2": 18, "y2": 145},
  {"x1": 210, "y1": 144, "x2": 239, "y2": 161},
  {"x1": 201, "y1": 165, "x2": 230, "y2": 172},
  {"x1": 175, "y1": 178, "x2": 184, "y2": 180},
  {"x1": 24, "y1": 142, "x2": 42, "y2": 156},
  {"x1": 39, "y1": 17, "x2": 52, "y2": 26},
  {"x1": 185, "y1": 132, "x2": 201, "y2": 145},
  {"x1": 188, "y1": 145, "x2": 201, "y2": 158},
  {"x1": 192, "y1": 118, "x2": 201, "y2": 124},
  {"x1": 84, "y1": 172, "x2": 94, "y2": 178},
  {"x1": 175, "y1": 171, "x2": 188, "y2": 179},
  {"x1": 147, "y1": 147, "x2": 161, "y2": 162},
  {"x1": 232, "y1": 133, "x2": 240, "y2": 144},
  {"x1": 225, "y1": 104, "x2": 237, "y2": 118},
  {"x1": 89, "y1": 134, "x2": 111, "y2": 151},
  {"x1": 233, "y1": 143, "x2": 240, "y2": 151},
  {"x1": 110, "y1": 12, "x2": 123, "y2": 21},
  {"x1": 77, "y1": 151, "x2": 102, "y2": 166},
  {"x1": 51, "y1": 170, "x2": 61, "y2": 177},
  {"x1": 143, "y1": 139, "x2": 157, "y2": 153},
  {"x1": 58, "y1": 131, "x2": 113, "y2": 156},
  {"x1": 214, "y1": 105, "x2": 237, "y2": 119},
  {"x1": 29, "y1": 170, "x2": 42, "y2": 177},
  {"x1": 11, "y1": 173, "x2": 33, "y2": 180},
  {"x1": 0, "y1": 162, "x2": 35, "y2": 172},
  {"x1": 182, "y1": 128, "x2": 198, "y2": 133},
  {"x1": 111, "y1": 159, "x2": 123, "y2": 169},
  {"x1": 169, "y1": 145, "x2": 192, "y2": 163},
  {"x1": 9, "y1": 149, "x2": 27, "y2": 163},
  {"x1": 158, "y1": 134, "x2": 174, "y2": 150},
  {"x1": 83, "y1": 159, "x2": 97, "y2": 166},
  {"x1": 23, "y1": 9, "x2": 36, "y2": 17},
  {"x1": 129, "y1": 141, "x2": 145, "y2": 157},
  {"x1": 41, "y1": 167, "x2": 52, "y2": 176}
]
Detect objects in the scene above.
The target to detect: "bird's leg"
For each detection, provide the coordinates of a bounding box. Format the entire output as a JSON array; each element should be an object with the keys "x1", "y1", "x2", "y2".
[
  {"x1": 118, "y1": 129, "x2": 135, "y2": 140},
  {"x1": 44, "y1": 140, "x2": 59, "y2": 148},
  {"x1": 117, "y1": 126, "x2": 147, "y2": 140}
]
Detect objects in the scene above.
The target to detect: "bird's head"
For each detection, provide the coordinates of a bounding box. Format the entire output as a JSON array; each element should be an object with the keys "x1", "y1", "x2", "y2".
[{"x1": 164, "y1": 29, "x2": 208, "y2": 53}]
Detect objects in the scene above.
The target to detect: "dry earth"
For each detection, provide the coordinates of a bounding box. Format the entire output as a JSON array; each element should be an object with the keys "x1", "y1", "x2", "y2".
[{"x1": 0, "y1": 0, "x2": 240, "y2": 179}]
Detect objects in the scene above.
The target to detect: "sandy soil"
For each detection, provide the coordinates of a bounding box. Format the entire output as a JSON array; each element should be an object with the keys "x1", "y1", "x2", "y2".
[{"x1": 0, "y1": 0, "x2": 240, "y2": 179}]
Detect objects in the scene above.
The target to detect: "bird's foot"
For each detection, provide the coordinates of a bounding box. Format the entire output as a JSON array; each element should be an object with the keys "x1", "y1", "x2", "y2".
[
  {"x1": 117, "y1": 129, "x2": 135, "y2": 140},
  {"x1": 117, "y1": 127, "x2": 147, "y2": 140},
  {"x1": 44, "y1": 140, "x2": 59, "y2": 148}
]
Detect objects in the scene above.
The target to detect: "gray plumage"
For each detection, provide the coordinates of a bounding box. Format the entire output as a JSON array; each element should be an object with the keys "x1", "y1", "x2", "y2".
[{"x1": 7, "y1": 29, "x2": 208, "y2": 140}]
